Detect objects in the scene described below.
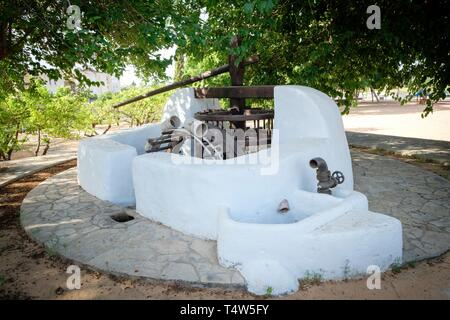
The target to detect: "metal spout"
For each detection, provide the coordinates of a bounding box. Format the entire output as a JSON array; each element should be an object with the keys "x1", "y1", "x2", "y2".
[{"x1": 309, "y1": 157, "x2": 345, "y2": 194}]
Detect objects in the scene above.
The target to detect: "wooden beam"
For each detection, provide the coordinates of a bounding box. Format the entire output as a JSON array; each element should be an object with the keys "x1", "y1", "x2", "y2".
[
  {"x1": 228, "y1": 36, "x2": 246, "y2": 118},
  {"x1": 194, "y1": 86, "x2": 275, "y2": 99},
  {"x1": 112, "y1": 56, "x2": 259, "y2": 109}
]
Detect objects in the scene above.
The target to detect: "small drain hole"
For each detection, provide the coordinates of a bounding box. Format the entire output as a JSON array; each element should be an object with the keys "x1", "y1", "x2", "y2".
[{"x1": 110, "y1": 212, "x2": 135, "y2": 223}]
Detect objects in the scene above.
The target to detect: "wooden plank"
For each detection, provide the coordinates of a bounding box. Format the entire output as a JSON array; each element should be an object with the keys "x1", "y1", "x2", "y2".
[
  {"x1": 112, "y1": 56, "x2": 259, "y2": 109},
  {"x1": 194, "y1": 86, "x2": 275, "y2": 99}
]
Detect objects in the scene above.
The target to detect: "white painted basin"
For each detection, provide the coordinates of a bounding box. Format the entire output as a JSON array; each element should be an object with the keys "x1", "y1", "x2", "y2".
[
  {"x1": 226, "y1": 189, "x2": 348, "y2": 225},
  {"x1": 217, "y1": 190, "x2": 402, "y2": 295}
]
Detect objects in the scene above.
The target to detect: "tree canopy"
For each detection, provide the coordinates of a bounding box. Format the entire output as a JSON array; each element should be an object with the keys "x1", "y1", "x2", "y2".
[
  {"x1": 1, "y1": 0, "x2": 449, "y2": 114},
  {"x1": 179, "y1": 0, "x2": 449, "y2": 114},
  {"x1": 0, "y1": 0, "x2": 201, "y2": 96},
  {"x1": 0, "y1": 79, "x2": 169, "y2": 160}
]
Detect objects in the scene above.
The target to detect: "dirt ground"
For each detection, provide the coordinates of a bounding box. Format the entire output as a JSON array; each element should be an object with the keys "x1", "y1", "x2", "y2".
[
  {"x1": 0, "y1": 160, "x2": 449, "y2": 300},
  {"x1": 10, "y1": 123, "x2": 128, "y2": 160},
  {"x1": 343, "y1": 100, "x2": 450, "y2": 141}
]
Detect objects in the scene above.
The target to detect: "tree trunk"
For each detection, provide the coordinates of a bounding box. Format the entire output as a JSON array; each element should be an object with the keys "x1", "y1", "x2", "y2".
[
  {"x1": 6, "y1": 125, "x2": 20, "y2": 160},
  {"x1": 228, "y1": 36, "x2": 246, "y2": 110},
  {"x1": 228, "y1": 36, "x2": 246, "y2": 129},
  {"x1": 0, "y1": 21, "x2": 9, "y2": 60},
  {"x1": 35, "y1": 129, "x2": 41, "y2": 156},
  {"x1": 91, "y1": 123, "x2": 99, "y2": 135},
  {"x1": 42, "y1": 140, "x2": 50, "y2": 155},
  {"x1": 101, "y1": 124, "x2": 111, "y2": 135},
  {"x1": 370, "y1": 87, "x2": 379, "y2": 102},
  {"x1": 6, "y1": 134, "x2": 14, "y2": 159},
  {"x1": 174, "y1": 49, "x2": 186, "y2": 82}
]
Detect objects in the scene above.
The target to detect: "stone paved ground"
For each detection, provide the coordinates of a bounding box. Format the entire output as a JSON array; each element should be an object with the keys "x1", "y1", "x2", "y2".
[
  {"x1": 0, "y1": 154, "x2": 76, "y2": 188},
  {"x1": 20, "y1": 151, "x2": 450, "y2": 287},
  {"x1": 0, "y1": 123, "x2": 129, "y2": 187},
  {"x1": 347, "y1": 132, "x2": 450, "y2": 164},
  {"x1": 20, "y1": 168, "x2": 245, "y2": 287},
  {"x1": 353, "y1": 151, "x2": 450, "y2": 262}
]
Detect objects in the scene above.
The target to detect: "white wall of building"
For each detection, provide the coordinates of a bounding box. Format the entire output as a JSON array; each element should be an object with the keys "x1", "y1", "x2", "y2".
[{"x1": 40, "y1": 70, "x2": 120, "y2": 95}]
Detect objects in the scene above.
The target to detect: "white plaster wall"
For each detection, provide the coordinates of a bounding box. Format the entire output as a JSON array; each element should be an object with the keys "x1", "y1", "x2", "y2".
[
  {"x1": 99, "y1": 123, "x2": 162, "y2": 155},
  {"x1": 45, "y1": 78, "x2": 66, "y2": 94},
  {"x1": 161, "y1": 87, "x2": 220, "y2": 126},
  {"x1": 133, "y1": 86, "x2": 355, "y2": 238},
  {"x1": 133, "y1": 150, "x2": 287, "y2": 239},
  {"x1": 217, "y1": 206, "x2": 402, "y2": 295},
  {"x1": 83, "y1": 70, "x2": 120, "y2": 95},
  {"x1": 274, "y1": 85, "x2": 353, "y2": 190},
  {"x1": 77, "y1": 124, "x2": 160, "y2": 206},
  {"x1": 40, "y1": 70, "x2": 120, "y2": 95},
  {"x1": 133, "y1": 139, "x2": 351, "y2": 239},
  {"x1": 77, "y1": 88, "x2": 220, "y2": 206}
]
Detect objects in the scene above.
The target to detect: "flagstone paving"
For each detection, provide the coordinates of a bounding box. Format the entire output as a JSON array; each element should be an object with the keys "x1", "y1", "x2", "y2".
[
  {"x1": 347, "y1": 132, "x2": 450, "y2": 164},
  {"x1": 20, "y1": 150, "x2": 450, "y2": 287},
  {"x1": 0, "y1": 153, "x2": 76, "y2": 187}
]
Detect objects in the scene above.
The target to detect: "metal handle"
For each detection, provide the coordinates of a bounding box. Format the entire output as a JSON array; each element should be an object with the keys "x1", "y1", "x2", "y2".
[{"x1": 332, "y1": 171, "x2": 345, "y2": 184}]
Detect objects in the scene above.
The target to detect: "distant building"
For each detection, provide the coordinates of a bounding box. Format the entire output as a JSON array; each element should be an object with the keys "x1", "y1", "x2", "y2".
[{"x1": 40, "y1": 68, "x2": 120, "y2": 95}]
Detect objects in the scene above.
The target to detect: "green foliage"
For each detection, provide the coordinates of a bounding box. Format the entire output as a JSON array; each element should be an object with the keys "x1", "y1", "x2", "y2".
[
  {"x1": 26, "y1": 82, "x2": 91, "y2": 137},
  {"x1": 263, "y1": 286, "x2": 273, "y2": 298},
  {"x1": 0, "y1": 92, "x2": 28, "y2": 159},
  {"x1": 87, "y1": 85, "x2": 170, "y2": 129},
  {"x1": 0, "y1": 79, "x2": 169, "y2": 160},
  {"x1": 0, "y1": 79, "x2": 93, "y2": 158},
  {"x1": 390, "y1": 259, "x2": 416, "y2": 274},
  {"x1": 178, "y1": 0, "x2": 449, "y2": 115},
  {"x1": 1, "y1": 0, "x2": 448, "y2": 123},
  {"x1": 183, "y1": 52, "x2": 229, "y2": 87},
  {"x1": 0, "y1": 0, "x2": 201, "y2": 96},
  {"x1": 300, "y1": 271, "x2": 323, "y2": 290},
  {"x1": 116, "y1": 86, "x2": 169, "y2": 127}
]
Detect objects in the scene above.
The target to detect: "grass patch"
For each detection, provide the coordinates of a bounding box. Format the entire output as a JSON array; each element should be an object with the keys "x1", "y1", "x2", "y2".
[
  {"x1": 262, "y1": 286, "x2": 273, "y2": 298},
  {"x1": 44, "y1": 237, "x2": 60, "y2": 257},
  {"x1": 299, "y1": 271, "x2": 323, "y2": 290},
  {"x1": 391, "y1": 263, "x2": 403, "y2": 274},
  {"x1": 390, "y1": 258, "x2": 416, "y2": 274}
]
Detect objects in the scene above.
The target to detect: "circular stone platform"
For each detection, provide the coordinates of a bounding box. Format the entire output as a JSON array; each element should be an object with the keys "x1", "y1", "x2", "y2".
[{"x1": 20, "y1": 151, "x2": 450, "y2": 287}]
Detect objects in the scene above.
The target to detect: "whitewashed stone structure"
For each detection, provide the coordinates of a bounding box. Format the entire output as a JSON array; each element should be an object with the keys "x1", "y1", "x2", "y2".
[{"x1": 77, "y1": 85, "x2": 402, "y2": 295}]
